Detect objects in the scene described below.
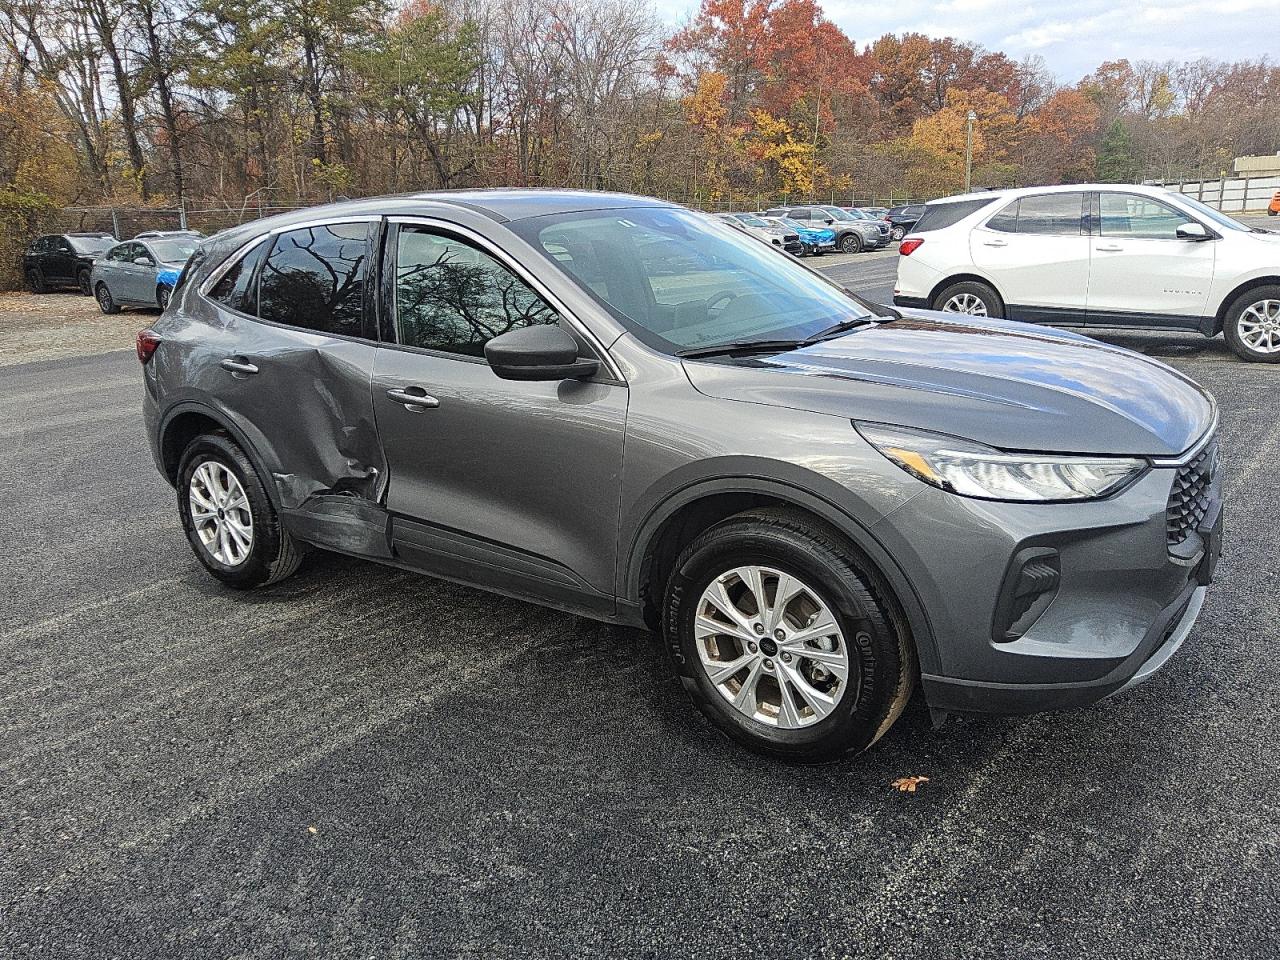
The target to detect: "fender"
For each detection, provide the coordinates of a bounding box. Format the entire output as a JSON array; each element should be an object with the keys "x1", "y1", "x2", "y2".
[{"x1": 620, "y1": 463, "x2": 942, "y2": 677}]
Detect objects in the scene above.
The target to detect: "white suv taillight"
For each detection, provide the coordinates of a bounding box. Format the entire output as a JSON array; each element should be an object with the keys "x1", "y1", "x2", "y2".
[{"x1": 899, "y1": 238, "x2": 924, "y2": 256}]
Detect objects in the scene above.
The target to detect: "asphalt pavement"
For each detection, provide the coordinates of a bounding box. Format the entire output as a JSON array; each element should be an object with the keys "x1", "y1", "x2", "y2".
[{"x1": 2, "y1": 253, "x2": 1278, "y2": 958}]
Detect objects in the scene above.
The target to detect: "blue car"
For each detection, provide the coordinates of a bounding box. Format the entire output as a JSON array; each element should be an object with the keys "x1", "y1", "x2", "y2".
[
  {"x1": 764, "y1": 217, "x2": 835, "y2": 256},
  {"x1": 90, "y1": 231, "x2": 201, "y2": 313}
]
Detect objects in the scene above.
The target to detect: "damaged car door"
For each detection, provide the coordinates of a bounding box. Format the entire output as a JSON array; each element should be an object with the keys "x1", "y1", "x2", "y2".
[
  {"x1": 371, "y1": 221, "x2": 627, "y2": 616},
  {"x1": 207, "y1": 218, "x2": 387, "y2": 549}
]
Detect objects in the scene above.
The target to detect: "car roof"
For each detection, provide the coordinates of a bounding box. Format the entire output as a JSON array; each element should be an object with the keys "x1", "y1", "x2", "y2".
[{"x1": 927, "y1": 183, "x2": 1177, "y2": 206}]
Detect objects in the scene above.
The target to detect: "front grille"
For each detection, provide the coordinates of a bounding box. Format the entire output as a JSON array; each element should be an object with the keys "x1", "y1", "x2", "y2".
[
  {"x1": 783, "y1": 233, "x2": 799, "y2": 242},
  {"x1": 1166, "y1": 438, "x2": 1217, "y2": 546}
]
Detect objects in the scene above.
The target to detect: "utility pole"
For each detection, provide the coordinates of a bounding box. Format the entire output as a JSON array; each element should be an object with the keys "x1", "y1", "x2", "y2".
[{"x1": 964, "y1": 110, "x2": 977, "y2": 192}]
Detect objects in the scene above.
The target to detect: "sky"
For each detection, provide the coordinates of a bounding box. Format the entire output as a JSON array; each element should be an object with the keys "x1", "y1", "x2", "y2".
[{"x1": 650, "y1": 0, "x2": 1280, "y2": 82}]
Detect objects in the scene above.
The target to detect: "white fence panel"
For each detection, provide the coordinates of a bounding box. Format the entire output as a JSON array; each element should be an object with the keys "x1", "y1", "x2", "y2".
[{"x1": 1153, "y1": 175, "x2": 1280, "y2": 212}]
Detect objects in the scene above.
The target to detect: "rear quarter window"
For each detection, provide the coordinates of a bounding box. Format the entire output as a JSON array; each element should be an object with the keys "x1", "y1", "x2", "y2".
[{"x1": 912, "y1": 198, "x2": 997, "y2": 233}]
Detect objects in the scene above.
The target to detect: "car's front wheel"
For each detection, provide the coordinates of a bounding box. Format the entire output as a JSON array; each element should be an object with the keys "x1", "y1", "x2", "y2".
[
  {"x1": 890, "y1": 225, "x2": 905, "y2": 241},
  {"x1": 932, "y1": 280, "x2": 1004, "y2": 319},
  {"x1": 94, "y1": 282, "x2": 120, "y2": 315},
  {"x1": 662, "y1": 508, "x2": 914, "y2": 761},
  {"x1": 1224, "y1": 285, "x2": 1280, "y2": 362},
  {"x1": 77, "y1": 269, "x2": 93, "y2": 296},
  {"x1": 840, "y1": 233, "x2": 863, "y2": 254},
  {"x1": 156, "y1": 285, "x2": 171, "y2": 311},
  {"x1": 177, "y1": 433, "x2": 303, "y2": 588}
]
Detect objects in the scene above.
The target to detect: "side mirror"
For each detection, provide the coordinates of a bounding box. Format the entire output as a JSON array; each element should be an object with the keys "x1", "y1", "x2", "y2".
[
  {"x1": 1176, "y1": 222, "x2": 1210, "y2": 241},
  {"x1": 134, "y1": 256, "x2": 154, "y2": 266},
  {"x1": 484, "y1": 325, "x2": 599, "y2": 382}
]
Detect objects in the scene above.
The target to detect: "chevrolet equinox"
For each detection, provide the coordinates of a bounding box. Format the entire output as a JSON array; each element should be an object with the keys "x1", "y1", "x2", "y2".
[{"x1": 141, "y1": 190, "x2": 1223, "y2": 760}]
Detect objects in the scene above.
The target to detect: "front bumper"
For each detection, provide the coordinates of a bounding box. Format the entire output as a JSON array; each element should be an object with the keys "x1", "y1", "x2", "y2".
[{"x1": 870, "y1": 459, "x2": 1222, "y2": 717}]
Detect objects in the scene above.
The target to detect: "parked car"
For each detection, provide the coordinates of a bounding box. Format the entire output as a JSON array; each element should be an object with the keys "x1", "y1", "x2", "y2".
[
  {"x1": 22, "y1": 232, "x2": 117, "y2": 295},
  {"x1": 139, "y1": 190, "x2": 1221, "y2": 761},
  {"x1": 725, "y1": 213, "x2": 804, "y2": 255},
  {"x1": 884, "y1": 204, "x2": 927, "y2": 241},
  {"x1": 1268, "y1": 191, "x2": 1279, "y2": 216},
  {"x1": 92, "y1": 234, "x2": 201, "y2": 313},
  {"x1": 763, "y1": 206, "x2": 879, "y2": 253},
  {"x1": 893, "y1": 183, "x2": 1280, "y2": 362},
  {"x1": 764, "y1": 216, "x2": 835, "y2": 256},
  {"x1": 857, "y1": 207, "x2": 890, "y2": 220},
  {"x1": 838, "y1": 207, "x2": 892, "y2": 245},
  {"x1": 135, "y1": 229, "x2": 205, "y2": 240}
]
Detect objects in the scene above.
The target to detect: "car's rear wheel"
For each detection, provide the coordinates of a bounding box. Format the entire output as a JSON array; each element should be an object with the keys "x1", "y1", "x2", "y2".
[
  {"x1": 890, "y1": 225, "x2": 905, "y2": 241},
  {"x1": 932, "y1": 280, "x2": 1004, "y2": 319},
  {"x1": 25, "y1": 268, "x2": 46, "y2": 293},
  {"x1": 177, "y1": 433, "x2": 303, "y2": 589},
  {"x1": 840, "y1": 233, "x2": 863, "y2": 254},
  {"x1": 94, "y1": 282, "x2": 120, "y2": 315},
  {"x1": 156, "y1": 285, "x2": 171, "y2": 311},
  {"x1": 1224, "y1": 285, "x2": 1280, "y2": 363},
  {"x1": 77, "y1": 269, "x2": 92, "y2": 296},
  {"x1": 662, "y1": 508, "x2": 914, "y2": 762}
]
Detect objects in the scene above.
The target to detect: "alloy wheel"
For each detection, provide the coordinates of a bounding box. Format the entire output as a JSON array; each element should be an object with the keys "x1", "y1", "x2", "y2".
[
  {"x1": 694, "y1": 565, "x2": 852, "y2": 729},
  {"x1": 1237, "y1": 299, "x2": 1280, "y2": 354},
  {"x1": 96, "y1": 285, "x2": 113, "y2": 312},
  {"x1": 189, "y1": 460, "x2": 254, "y2": 566},
  {"x1": 942, "y1": 293, "x2": 988, "y2": 316}
]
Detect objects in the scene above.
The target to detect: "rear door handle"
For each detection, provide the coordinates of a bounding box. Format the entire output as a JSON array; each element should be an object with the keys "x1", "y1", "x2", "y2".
[
  {"x1": 1095, "y1": 245, "x2": 1123, "y2": 252},
  {"x1": 220, "y1": 357, "x2": 259, "y2": 376},
  {"x1": 386, "y1": 387, "x2": 440, "y2": 412}
]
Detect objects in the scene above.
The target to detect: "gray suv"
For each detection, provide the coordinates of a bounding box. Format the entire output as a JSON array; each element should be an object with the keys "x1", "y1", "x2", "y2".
[{"x1": 140, "y1": 191, "x2": 1223, "y2": 761}]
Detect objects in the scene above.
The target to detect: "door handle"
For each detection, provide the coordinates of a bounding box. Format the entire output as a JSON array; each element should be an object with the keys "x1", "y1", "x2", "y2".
[
  {"x1": 1095, "y1": 245, "x2": 1123, "y2": 252},
  {"x1": 982, "y1": 240, "x2": 1008, "y2": 247},
  {"x1": 386, "y1": 387, "x2": 440, "y2": 412},
  {"x1": 220, "y1": 357, "x2": 259, "y2": 377}
]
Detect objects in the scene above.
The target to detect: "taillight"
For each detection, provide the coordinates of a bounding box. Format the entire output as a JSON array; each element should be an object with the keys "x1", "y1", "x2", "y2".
[
  {"x1": 136, "y1": 329, "x2": 161, "y2": 365},
  {"x1": 899, "y1": 238, "x2": 924, "y2": 256}
]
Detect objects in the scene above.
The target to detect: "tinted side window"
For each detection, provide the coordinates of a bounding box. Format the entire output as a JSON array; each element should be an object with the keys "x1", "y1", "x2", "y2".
[
  {"x1": 1099, "y1": 194, "x2": 1187, "y2": 239},
  {"x1": 208, "y1": 240, "x2": 268, "y2": 316},
  {"x1": 913, "y1": 198, "x2": 996, "y2": 233},
  {"x1": 1011, "y1": 193, "x2": 1084, "y2": 235},
  {"x1": 395, "y1": 228, "x2": 562, "y2": 358},
  {"x1": 258, "y1": 223, "x2": 370, "y2": 336},
  {"x1": 788, "y1": 209, "x2": 810, "y2": 220},
  {"x1": 986, "y1": 201, "x2": 1019, "y2": 232}
]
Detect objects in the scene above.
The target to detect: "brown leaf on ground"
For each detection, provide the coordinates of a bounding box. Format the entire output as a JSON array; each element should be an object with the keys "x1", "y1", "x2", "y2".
[{"x1": 891, "y1": 776, "x2": 930, "y2": 793}]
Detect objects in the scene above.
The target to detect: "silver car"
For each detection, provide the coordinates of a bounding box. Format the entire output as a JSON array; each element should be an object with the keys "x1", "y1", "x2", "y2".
[
  {"x1": 91, "y1": 234, "x2": 200, "y2": 313},
  {"x1": 138, "y1": 191, "x2": 1222, "y2": 761}
]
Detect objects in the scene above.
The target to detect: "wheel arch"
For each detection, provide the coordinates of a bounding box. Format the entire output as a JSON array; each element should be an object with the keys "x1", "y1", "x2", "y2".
[
  {"x1": 928, "y1": 273, "x2": 1007, "y2": 313},
  {"x1": 624, "y1": 476, "x2": 941, "y2": 677},
  {"x1": 1212, "y1": 275, "x2": 1280, "y2": 335},
  {"x1": 158, "y1": 401, "x2": 281, "y2": 508}
]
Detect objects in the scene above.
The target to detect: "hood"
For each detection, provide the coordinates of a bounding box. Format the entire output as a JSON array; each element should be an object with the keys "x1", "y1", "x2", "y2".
[{"x1": 682, "y1": 312, "x2": 1214, "y2": 457}]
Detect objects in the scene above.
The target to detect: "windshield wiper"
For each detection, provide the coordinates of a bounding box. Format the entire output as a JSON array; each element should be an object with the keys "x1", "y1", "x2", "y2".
[{"x1": 677, "y1": 338, "x2": 809, "y2": 359}]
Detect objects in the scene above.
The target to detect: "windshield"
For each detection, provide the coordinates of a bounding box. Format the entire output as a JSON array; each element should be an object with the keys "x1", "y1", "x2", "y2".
[
  {"x1": 67, "y1": 236, "x2": 115, "y2": 254},
  {"x1": 513, "y1": 207, "x2": 872, "y2": 354},
  {"x1": 738, "y1": 215, "x2": 769, "y2": 228},
  {"x1": 777, "y1": 217, "x2": 812, "y2": 232},
  {"x1": 148, "y1": 239, "x2": 199, "y2": 262},
  {"x1": 1171, "y1": 195, "x2": 1250, "y2": 233}
]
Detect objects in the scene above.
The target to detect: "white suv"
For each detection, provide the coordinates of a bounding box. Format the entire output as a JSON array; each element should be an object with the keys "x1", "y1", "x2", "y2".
[{"x1": 893, "y1": 184, "x2": 1280, "y2": 362}]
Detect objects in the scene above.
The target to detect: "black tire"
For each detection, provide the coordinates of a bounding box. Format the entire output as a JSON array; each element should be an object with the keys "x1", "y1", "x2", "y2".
[
  {"x1": 177, "y1": 433, "x2": 303, "y2": 589},
  {"x1": 157, "y1": 285, "x2": 171, "y2": 311},
  {"x1": 1223, "y1": 284, "x2": 1280, "y2": 363},
  {"x1": 890, "y1": 225, "x2": 905, "y2": 241},
  {"x1": 931, "y1": 279, "x2": 1004, "y2": 319},
  {"x1": 24, "y1": 267, "x2": 46, "y2": 293},
  {"x1": 94, "y1": 282, "x2": 120, "y2": 315},
  {"x1": 839, "y1": 232, "x2": 863, "y2": 254},
  {"x1": 77, "y1": 269, "x2": 93, "y2": 296},
  {"x1": 661, "y1": 508, "x2": 915, "y2": 762}
]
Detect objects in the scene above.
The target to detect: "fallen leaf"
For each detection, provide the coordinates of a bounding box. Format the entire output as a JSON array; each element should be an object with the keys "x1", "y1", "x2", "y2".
[
  {"x1": 307, "y1": 826, "x2": 318, "y2": 834},
  {"x1": 891, "y1": 776, "x2": 929, "y2": 793}
]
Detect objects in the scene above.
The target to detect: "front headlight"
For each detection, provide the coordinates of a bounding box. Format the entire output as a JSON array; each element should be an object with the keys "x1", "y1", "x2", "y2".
[{"x1": 855, "y1": 422, "x2": 1147, "y2": 502}]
